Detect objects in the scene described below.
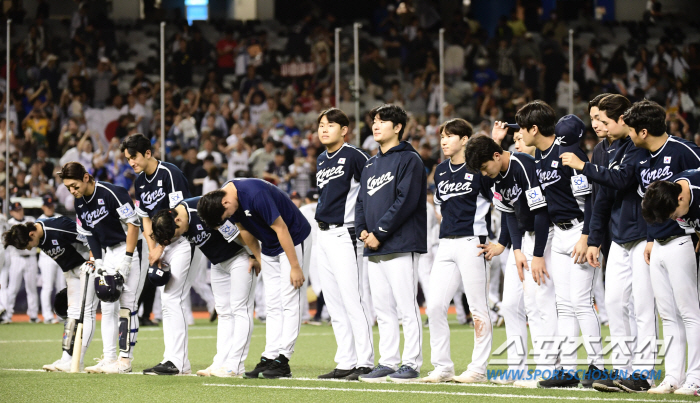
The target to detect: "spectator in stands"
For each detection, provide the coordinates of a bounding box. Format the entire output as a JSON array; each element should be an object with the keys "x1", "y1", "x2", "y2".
[
  {"x1": 216, "y1": 28, "x2": 237, "y2": 75},
  {"x1": 263, "y1": 149, "x2": 289, "y2": 192},
  {"x1": 172, "y1": 38, "x2": 193, "y2": 87},
  {"x1": 92, "y1": 57, "x2": 117, "y2": 108},
  {"x1": 248, "y1": 137, "x2": 276, "y2": 178}
]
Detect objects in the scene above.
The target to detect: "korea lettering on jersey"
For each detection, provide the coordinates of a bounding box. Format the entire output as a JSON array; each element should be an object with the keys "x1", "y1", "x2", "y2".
[
  {"x1": 436, "y1": 171, "x2": 474, "y2": 201},
  {"x1": 79, "y1": 206, "x2": 110, "y2": 229},
  {"x1": 317, "y1": 165, "x2": 346, "y2": 189},
  {"x1": 367, "y1": 172, "x2": 396, "y2": 196}
]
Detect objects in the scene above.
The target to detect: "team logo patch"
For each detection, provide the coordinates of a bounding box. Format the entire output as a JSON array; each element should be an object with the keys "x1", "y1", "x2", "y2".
[
  {"x1": 525, "y1": 186, "x2": 545, "y2": 207},
  {"x1": 157, "y1": 180, "x2": 162, "y2": 186},
  {"x1": 493, "y1": 192, "x2": 503, "y2": 201},
  {"x1": 664, "y1": 156, "x2": 672, "y2": 164},
  {"x1": 244, "y1": 210, "x2": 252, "y2": 217},
  {"x1": 52, "y1": 239, "x2": 59, "y2": 246},
  {"x1": 338, "y1": 158, "x2": 346, "y2": 164},
  {"x1": 551, "y1": 161, "x2": 559, "y2": 168},
  {"x1": 116, "y1": 204, "x2": 136, "y2": 219},
  {"x1": 465, "y1": 173, "x2": 473, "y2": 180},
  {"x1": 570, "y1": 174, "x2": 590, "y2": 193},
  {"x1": 98, "y1": 199, "x2": 105, "y2": 205},
  {"x1": 156, "y1": 269, "x2": 164, "y2": 277},
  {"x1": 218, "y1": 220, "x2": 240, "y2": 239},
  {"x1": 196, "y1": 224, "x2": 203, "y2": 230},
  {"x1": 168, "y1": 191, "x2": 184, "y2": 208}
]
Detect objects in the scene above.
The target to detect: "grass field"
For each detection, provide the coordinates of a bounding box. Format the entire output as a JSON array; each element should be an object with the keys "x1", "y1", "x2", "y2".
[{"x1": 0, "y1": 315, "x2": 695, "y2": 402}]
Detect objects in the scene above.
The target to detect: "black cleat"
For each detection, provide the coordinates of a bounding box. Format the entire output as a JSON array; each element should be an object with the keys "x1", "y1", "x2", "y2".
[
  {"x1": 261, "y1": 355, "x2": 292, "y2": 379},
  {"x1": 244, "y1": 357, "x2": 272, "y2": 379},
  {"x1": 592, "y1": 369, "x2": 622, "y2": 393},
  {"x1": 345, "y1": 367, "x2": 373, "y2": 381},
  {"x1": 140, "y1": 316, "x2": 158, "y2": 327},
  {"x1": 318, "y1": 368, "x2": 355, "y2": 379},
  {"x1": 143, "y1": 361, "x2": 179, "y2": 375},
  {"x1": 538, "y1": 369, "x2": 580, "y2": 388},
  {"x1": 581, "y1": 365, "x2": 607, "y2": 388},
  {"x1": 614, "y1": 376, "x2": 652, "y2": 393},
  {"x1": 209, "y1": 309, "x2": 217, "y2": 322}
]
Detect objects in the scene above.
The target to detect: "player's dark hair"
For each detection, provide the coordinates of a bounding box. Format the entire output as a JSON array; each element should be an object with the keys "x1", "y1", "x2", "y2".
[
  {"x1": 439, "y1": 118, "x2": 473, "y2": 139},
  {"x1": 197, "y1": 190, "x2": 227, "y2": 229},
  {"x1": 641, "y1": 180, "x2": 682, "y2": 224},
  {"x1": 465, "y1": 135, "x2": 504, "y2": 172},
  {"x1": 151, "y1": 209, "x2": 179, "y2": 246},
  {"x1": 369, "y1": 104, "x2": 408, "y2": 140},
  {"x1": 588, "y1": 93, "x2": 611, "y2": 113},
  {"x1": 622, "y1": 100, "x2": 667, "y2": 137},
  {"x1": 58, "y1": 162, "x2": 94, "y2": 182},
  {"x1": 515, "y1": 100, "x2": 556, "y2": 137},
  {"x1": 2, "y1": 222, "x2": 37, "y2": 249},
  {"x1": 598, "y1": 94, "x2": 632, "y2": 122},
  {"x1": 317, "y1": 108, "x2": 350, "y2": 128},
  {"x1": 120, "y1": 133, "x2": 152, "y2": 158}
]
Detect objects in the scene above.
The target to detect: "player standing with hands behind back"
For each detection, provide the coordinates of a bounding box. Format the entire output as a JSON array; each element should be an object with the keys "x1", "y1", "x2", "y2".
[{"x1": 355, "y1": 104, "x2": 427, "y2": 383}]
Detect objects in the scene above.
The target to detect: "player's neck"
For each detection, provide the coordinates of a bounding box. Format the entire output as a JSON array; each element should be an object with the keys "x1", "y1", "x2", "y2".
[
  {"x1": 84, "y1": 181, "x2": 95, "y2": 197},
  {"x1": 500, "y1": 151, "x2": 511, "y2": 172},
  {"x1": 449, "y1": 150, "x2": 466, "y2": 165},
  {"x1": 535, "y1": 135, "x2": 556, "y2": 151},
  {"x1": 325, "y1": 140, "x2": 344, "y2": 154},
  {"x1": 176, "y1": 204, "x2": 189, "y2": 231},
  {"x1": 645, "y1": 133, "x2": 668, "y2": 153},
  {"x1": 35, "y1": 224, "x2": 44, "y2": 240},
  {"x1": 379, "y1": 137, "x2": 400, "y2": 154},
  {"x1": 680, "y1": 180, "x2": 691, "y2": 201},
  {"x1": 144, "y1": 158, "x2": 159, "y2": 176}
]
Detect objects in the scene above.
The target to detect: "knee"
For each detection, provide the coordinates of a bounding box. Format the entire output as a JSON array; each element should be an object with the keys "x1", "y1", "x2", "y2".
[{"x1": 426, "y1": 299, "x2": 446, "y2": 320}]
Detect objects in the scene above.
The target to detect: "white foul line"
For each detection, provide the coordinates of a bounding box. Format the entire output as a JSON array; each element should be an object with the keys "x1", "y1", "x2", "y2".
[{"x1": 203, "y1": 383, "x2": 690, "y2": 402}]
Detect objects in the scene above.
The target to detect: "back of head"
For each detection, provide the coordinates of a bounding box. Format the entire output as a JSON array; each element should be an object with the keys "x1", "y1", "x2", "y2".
[
  {"x1": 465, "y1": 135, "x2": 503, "y2": 172},
  {"x1": 151, "y1": 209, "x2": 179, "y2": 246},
  {"x1": 2, "y1": 222, "x2": 35, "y2": 249},
  {"x1": 598, "y1": 94, "x2": 632, "y2": 121},
  {"x1": 641, "y1": 180, "x2": 682, "y2": 223},
  {"x1": 197, "y1": 190, "x2": 226, "y2": 229},
  {"x1": 515, "y1": 100, "x2": 556, "y2": 137},
  {"x1": 622, "y1": 100, "x2": 667, "y2": 136},
  {"x1": 369, "y1": 104, "x2": 408, "y2": 140}
]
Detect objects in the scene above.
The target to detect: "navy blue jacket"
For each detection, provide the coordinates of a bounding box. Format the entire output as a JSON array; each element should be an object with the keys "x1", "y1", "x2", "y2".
[
  {"x1": 582, "y1": 135, "x2": 700, "y2": 240},
  {"x1": 315, "y1": 143, "x2": 369, "y2": 226},
  {"x1": 134, "y1": 161, "x2": 191, "y2": 219},
  {"x1": 179, "y1": 197, "x2": 244, "y2": 264},
  {"x1": 37, "y1": 216, "x2": 89, "y2": 272},
  {"x1": 355, "y1": 141, "x2": 427, "y2": 256},
  {"x1": 588, "y1": 136, "x2": 647, "y2": 246},
  {"x1": 228, "y1": 179, "x2": 311, "y2": 256}
]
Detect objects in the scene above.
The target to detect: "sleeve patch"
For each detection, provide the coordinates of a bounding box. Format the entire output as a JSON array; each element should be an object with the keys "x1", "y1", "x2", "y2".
[
  {"x1": 218, "y1": 220, "x2": 240, "y2": 240},
  {"x1": 117, "y1": 204, "x2": 136, "y2": 219},
  {"x1": 168, "y1": 191, "x2": 184, "y2": 208},
  {"x1": 526, "y1": 186, "x2": 546, "y2": 208},
  {"x1": 570, "y1": 174, "x2": 591, "y2": 194}
]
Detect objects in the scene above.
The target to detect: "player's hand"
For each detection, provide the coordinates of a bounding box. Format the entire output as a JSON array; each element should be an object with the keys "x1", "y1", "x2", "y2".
[
  {"x1": 116, "y1": 255, "x2": 132, "y2": 278},
  {"x1": 531, "y1": 256, "x2": 549, "y2": 285},
  {"x1": 560, "y1": 152, "x2": 585, "y2": 171},
  {"x1": 149, "y1": 244, "x2": 164, "y2": 266},
  {"x1": 364, "y1": 232, "x2": 380, "y2": 250},
  {"x1": 248, "y1": 257, "x2": 261, "y2": 276},
  {"x1": 477, "y1": 242, "x2": 505, "y2": 260},
  {"x1": 644, "y1": 241, "x2": 653, "y2": 265},
  {"x1": 80, "y1": 260, "x2": 95, "y2": 274},
  {"x1": 290, "y1": 266, "x2": 305, "y2": 289},
  {"x1": 572, "y1": 235, "x2": 589, "y2": 264},
  {"x1": 491, "y1": 121, "x2": 508, "y2": 145},
  {"x1": 586, "y1": 246, "x2": 601, "y2": 268},
  {"x1": 359, "y1": 230, "x2": 368, "y2": 242},
  {"x1": 513, "y1": 249, "x2": 528, "y2": 282}
]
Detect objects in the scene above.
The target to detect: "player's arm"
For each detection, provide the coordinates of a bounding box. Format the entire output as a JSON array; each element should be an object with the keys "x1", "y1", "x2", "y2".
[
  {"x1": 478, "y1": 206, "x2": 509, "y2": 260},
  {"x1": 586, "y1": 185, "x2": 614, "y2": 268},
  {"x1": 355, "y1": 172, "x2": 368, "y2": 239},
  {"x1": 269, "y1": 216, "x2": 304, "y2": 289},
  {"x1": 560, "y1": 150, "x2": 639, "y2": 189},
  {"x1": 236, "y1": 222, "x2": 262, "y2": 275},
  {"x1": 113, "y1": 196, "x2": 141, "y2": 275},
  {"x1": 141, "y1": 215, "x2": 163, "y2": 264},
  {"x1": 371, "y1": 154, "x2": 425, "y2": 244}
]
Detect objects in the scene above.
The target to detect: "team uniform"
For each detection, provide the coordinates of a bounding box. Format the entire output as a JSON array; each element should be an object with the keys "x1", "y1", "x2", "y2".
[
  {"x1": 298, "y1": 200, "x2": 317, "y2": 324},
  {"x1": 75, "y1": 181, "x2": 148, "y2": 372},
  {"x1": 37, "y1": 216, "x2": 96, "y2": 372},
  {"x1": 427, "y1": 158, "x2": 492, "y2": 380},
  {"x1": 228, "y1": 179, "x2": 311, "y2": 369},
  {"x1": 356, "y1": 141, "x2": 427, "y2": 381},
  {"x1": 315, "y1": 142, "x2": 375, "y2": 373},
  {"x1": 535, "y1": 118, "x2": 603, "y2": 374},
  {"x1": 582, "y1": 136, "x2": 700, "y2": 391},
  {"x1": 4, "y1": 214, "x2": 39, "y2": 322},
  {"x1": 176, "y1": 197, "x2": 255, "y2": 376},
  {"x1": 493, "y1": 152, "x2": 558, "y2": 382},
  {"x1": 586, "y1": 135, "x2": 655, "y2": 381},
  {"x1": 134, "y1": 160, "x2": 202, "y2": 375},
  {"x1": 38, "y1": 212, "x2": 65, "y2": 324}
]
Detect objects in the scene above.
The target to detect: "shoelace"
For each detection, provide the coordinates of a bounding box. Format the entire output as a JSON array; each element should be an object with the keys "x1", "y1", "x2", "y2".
[
  {"x1": 395, "y1": 365, "x2": 413, "y2": 374},
  {"x1": 370, "y1": 365, "x2": 388, "y2": 375}
]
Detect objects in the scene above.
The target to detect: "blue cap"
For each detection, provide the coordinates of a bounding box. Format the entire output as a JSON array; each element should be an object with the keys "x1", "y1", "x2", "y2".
[
  {"x1": 42, "y1": 194, "x2": 56, "y2": 206},
  {"x1": 555, "y1": 114, "x2": 585, "y2": 148},
  {"x1": 9, "y1": 201, "x2": 23, "y2": 211},
  {"x1": 504, "y1": 123, "x2": 520, "y2": 130}
]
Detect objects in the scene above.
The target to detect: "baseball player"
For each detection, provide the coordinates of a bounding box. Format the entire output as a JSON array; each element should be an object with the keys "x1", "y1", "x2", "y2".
[
  {"x1": 3, "y1": 215, "x2": 97, "y2": 372},
  {"x1": 197, "y1": 177, "x2": 311, "y2": 379},
  {"x1": 354, "y1": 105, "x2": 426, "y2": 383},
  {"x1": 120, "y1": 134, "x2": 203, "y2": 376},
  {"x1": 59, "y1": 161, "x2": 147, "y2": 374},
  {"x1": 150, "y1": 196, "x2": 257, "y2": 378},
  {"x1": 517, "y1": 102, "x2": 604, "y2": 388},
  {"x1": 313, "y1": 108, "x2": 375, "y2": 380},
  {"x1": 466, "y1": 132, "x2": 558, "y2": 388},
  {"x1": 37, "y1": 195, "x2": 64, "y2": 324},
  {"x1": 561, "y1": 100, "x2": 700, "y2": 395},
  {"x1": 3, "y1": 202, "x2": 39, "y2": 323},
  {"x1": 572, "y1": 94, "x2": 655, "y2": 393}
]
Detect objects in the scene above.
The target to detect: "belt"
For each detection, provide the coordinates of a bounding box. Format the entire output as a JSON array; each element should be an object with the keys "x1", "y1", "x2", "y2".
[
  {"x1": 554, "y1": 216, "x2": 584, "y2": 231},
  {"x1": 656, "y1": 234, "x2": 683, "y2": 245},
  {"x1": 317, "y1": 222, "x2": 343, "y2": 231}
]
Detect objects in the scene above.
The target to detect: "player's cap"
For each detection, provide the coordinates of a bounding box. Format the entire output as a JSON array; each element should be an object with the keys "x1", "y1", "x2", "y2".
[
  {"x1": 555, "y1": 114, "x2": 586, "y2": 148},
  {"x1": 9, "y1": 201, "x2": 23, "y2": 211},
  {"x1": 504, "y1": 123, "x2": 520, "y2": 130},
  {"x1": 147, "y1": 263, "x2": 171, "y2": 287},
  {"x1": 53, "y1": 288, "x2": 68, "y2": 319},
  {"x1": 290, "y1": 191, "x2": 301, "y2": 200},
  {"x1": 305, "y1": 190, "x2": 318, "y2": 201},
  {"x1": 42, "y1": 194, "x2": 56, "y2": 207}
]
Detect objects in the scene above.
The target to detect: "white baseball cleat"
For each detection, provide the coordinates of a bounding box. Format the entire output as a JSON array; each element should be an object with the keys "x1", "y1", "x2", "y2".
[
  {"x1": 101, "y1": 359, "x2": 132, "y2": 374},
  {"x1": 647, "y1": 379, "x2": 678, "y2": 394},
  {"x1": 55, "y1": 359, "x2": 84, "y2": 373},
  {"x1": 85, "y1": 357, "x2": 116, "y2": 374},
  {"x1": 453, "y1": 370, "x2": 488, "y2": 383},
  {"x1": 43, "y1": 359, "x2": 64, "y2": 372},
  {"x1": 513, "y1": 377, "x2": 544, "y2": 388},
  {"x1": 196, "y1": 366, "x2": 214, "y2": 377},
  {"x1": 491, "y1": 376, "x2": 517, "y2": 385},
  {"x1": 419, "y1": 370, "x2": 455, "y2": 383},
  {"x1": 210, "y1": 367, "x2": 241, "y2": 378},
  {"x1": 674, "y1": 381, "x2": 700, "y2": 395}
]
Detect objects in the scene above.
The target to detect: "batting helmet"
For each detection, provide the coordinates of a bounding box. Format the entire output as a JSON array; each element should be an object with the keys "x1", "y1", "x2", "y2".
[
  {"x1": 53, "y1": 288, "x2": 68, "y2": 319},
  {"x1": 95, "y1": 272, "x2": 124, "y2": 302},
  {"x1": 148, "y1": 263, "x2": 171, "y2": 287}
]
